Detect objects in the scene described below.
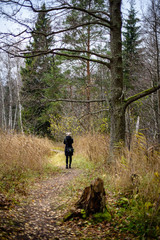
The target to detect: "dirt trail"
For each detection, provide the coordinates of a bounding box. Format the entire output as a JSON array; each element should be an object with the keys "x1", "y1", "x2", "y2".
[
  {"x1": 0, "y1": 167, "x2": 82, "y2": 240},
  {"x1": 0, "y1": 152, "x2": 135, "y2": 240}
]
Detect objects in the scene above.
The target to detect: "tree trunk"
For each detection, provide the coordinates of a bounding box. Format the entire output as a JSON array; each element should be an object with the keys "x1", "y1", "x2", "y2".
[
  {"x1": 16, "y1": 58, "x2": 24, "y2": 133},
  {"x1": 152, "y1": 0, "x2": 160, "y2": 143},
  {"x1": 75, "y1": 178, "x2": 106, "y2": 215},
  {"x1": 8, "y1": 55, "x2": 13, "y2": 131},
  {"x1": 0, "y1": 80, "x2": 7, "y2": 131},
  {"x1": 86, "y1": 1, "x2": 91, "y2": 131},
  {"x1": 135, "y1": 116, "x2": 140, "y2": 133},
  {"x1": 109, "y1": 0, "x2": 125, "y2": 158},
  {"x1": 13, "y1": 104, "x2": 17, "y2": 130}
]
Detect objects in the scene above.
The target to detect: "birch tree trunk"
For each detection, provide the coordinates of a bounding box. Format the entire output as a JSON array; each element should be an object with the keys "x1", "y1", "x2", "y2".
[
  {"x1": 8, "y1": 55, "x2": 13, "y2": 131},
  {"x1": 135, "y1": 116, "x2": 140, "y2": 133},
  {"x1": 0, "y1": 80, "x2": 7, "y2": 131},
  {"x1": 16, "y1": 58, "x2": 24, "y2": 133},
  {"x1": 13, "y1": 104, "x2": 17, "y2": 130}
]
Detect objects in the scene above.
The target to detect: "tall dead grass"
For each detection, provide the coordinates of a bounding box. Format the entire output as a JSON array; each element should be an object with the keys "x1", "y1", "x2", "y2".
[
  {"x1": 113, "y1": 133, "x2": 160, "y2": 201},
  {"x1": 74, "y1": 133, "x2": 160, "y2": 202},
  {"x1": 74, "y1": 133, "x2": 110, "y2": 164},
  {"x1": 0, "y1": 132, "x2": 53, "y2": 175}
]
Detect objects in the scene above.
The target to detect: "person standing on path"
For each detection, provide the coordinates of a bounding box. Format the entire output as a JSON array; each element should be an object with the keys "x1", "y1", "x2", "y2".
[{"x1": 64, "y1": 132, "x2": 74, "y2": 169}]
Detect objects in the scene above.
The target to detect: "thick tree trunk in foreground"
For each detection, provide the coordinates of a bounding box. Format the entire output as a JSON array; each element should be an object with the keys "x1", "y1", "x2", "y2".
[{"x1": 109, "y1": 0, "x2": 125, "y2": 156}]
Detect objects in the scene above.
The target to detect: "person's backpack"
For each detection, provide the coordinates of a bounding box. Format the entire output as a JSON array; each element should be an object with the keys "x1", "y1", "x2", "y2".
[{"x1": 67, "y1": 147, "x2": 74, "y2": 155}]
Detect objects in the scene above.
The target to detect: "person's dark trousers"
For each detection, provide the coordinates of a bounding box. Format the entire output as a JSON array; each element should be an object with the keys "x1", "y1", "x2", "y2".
[
  {"x1": 66, "y1": 155, "x2": 68, "y2": 168},
  {"x1": 69, "y1": 156, "x2": 72, "y2": 168},
  {"x1": 66, "y1": 155, "x2": 72, "y2": 168}
]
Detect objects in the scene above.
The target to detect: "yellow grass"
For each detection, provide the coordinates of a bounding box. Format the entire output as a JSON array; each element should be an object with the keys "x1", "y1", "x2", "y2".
[
  {"x1": 74, "y1": 133, "x2": 110, "y2": 163},
  {"x1": 1, "y1": 131, "x2": 160, "y2": 203},
  {"x1": 0, "y1": 132, "x2": 54, "y2": 174},
  {"x1": 112, "y1": 134, "x2": 160, "y2": 201},
  {"x1": 74, "y1": 133, "x2": 160, "y2": 202}
]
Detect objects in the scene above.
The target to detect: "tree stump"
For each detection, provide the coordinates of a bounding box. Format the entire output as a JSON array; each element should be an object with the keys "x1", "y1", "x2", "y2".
[
  {"x1": 63, "y1": 178, "x2": 106, "y2": 221},
  {"x1": 75, "y1": 177, "x2": 106, "y2": 215}
]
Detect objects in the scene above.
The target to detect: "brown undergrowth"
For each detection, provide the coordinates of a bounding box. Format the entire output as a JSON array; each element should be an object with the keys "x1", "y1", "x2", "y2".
[
  {"x1": 73, "y1": 133, "x2": 160, "y2": 238},
  {"x1": 0, "y1": 132, "x2": 160, "y2": 238},
  {"x1": 74, "y1": 133, "x2": 110, "y2": 163},
  {"x1": 0, "y1": 132, "x2": 55, "y2": 196},
  {"x1": 74, "y1": 133, "x2": 160, "y2": 201}
]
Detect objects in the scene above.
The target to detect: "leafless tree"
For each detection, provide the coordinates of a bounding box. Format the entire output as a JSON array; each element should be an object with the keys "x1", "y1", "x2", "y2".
[{"x1": 143, "y1": 0, "x2": 160, "y2": 142}]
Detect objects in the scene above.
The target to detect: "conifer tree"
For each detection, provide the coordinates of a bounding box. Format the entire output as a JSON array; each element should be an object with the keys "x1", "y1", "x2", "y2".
[
  {"x1": 21, "y1": 4, "x2": 62, "y2": 136},
  {"x1": 123, "y1": 0, "x2": 141, "y2": 91},
  {"x1": 63, "y1": 0, "x2": 107, "y2": 130}
]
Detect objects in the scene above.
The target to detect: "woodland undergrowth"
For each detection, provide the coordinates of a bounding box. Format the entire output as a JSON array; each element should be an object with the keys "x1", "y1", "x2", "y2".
[
  {"x1": 0, "y1": 131, "x2": 160, "y2": 238},
  {"x1": 0, "y1": 131, "x2": 57, "y2": 197},
  {"x1": 72, "y1": 133, "x2": 160, "y2": 239}
]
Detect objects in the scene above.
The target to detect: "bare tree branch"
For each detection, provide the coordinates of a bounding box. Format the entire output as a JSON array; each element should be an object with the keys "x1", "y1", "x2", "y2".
[
  {"x1": 0, "y1": 0, "x2": 111, "y2": 68},
  {"x1": 45, "y1": 98, "x2": 106, "y2": 103},
  {"x1": 31, "y1": 20, "x2": 110, "y2": 37},
  {"x1": 51, "y1": 48, "x2": 111, "y2": 60},
  {"x1": 0, "y1": 0, "x2": 110, "y2": 27},
  {"x1": 1, "y1": 11, "x2": 32, "y2": 31},
  {"x1": 52, "y1": 51, "x2": 110, "y2": 67},
  {"x1": 78, "y1": 108, "x2": 109, "y2": 120}
]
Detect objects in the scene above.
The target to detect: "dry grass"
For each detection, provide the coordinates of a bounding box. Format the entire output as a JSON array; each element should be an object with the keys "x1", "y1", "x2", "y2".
[
  {"x1": 1, "y1": 131, "x2": 160, "y2": 203},
  {"x1": 0, "y1": 132, "x2": 54, "y2": 174},
  {"x1": 70, "y1": 133, "x2": 160, "y2": 236},
  {"x1": 74, "y1": 133, "x2": 160, "y2": 202},
  {"x1": 112, "y1": 134, "x2": 160, "y2": 201},
  {"x1": 74, "y1": 133, "x2": 110, "y2": 163}
]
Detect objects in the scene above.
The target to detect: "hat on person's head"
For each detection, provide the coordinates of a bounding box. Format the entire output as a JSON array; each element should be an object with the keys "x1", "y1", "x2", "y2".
[{"x1": 66, "y1": 132, "x2": 71, "y2": 136}]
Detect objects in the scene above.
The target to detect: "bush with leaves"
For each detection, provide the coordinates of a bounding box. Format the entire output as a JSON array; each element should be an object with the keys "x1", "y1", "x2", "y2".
[{"x1": 49, "y1": 114, "x2": 83, "y2": 141}]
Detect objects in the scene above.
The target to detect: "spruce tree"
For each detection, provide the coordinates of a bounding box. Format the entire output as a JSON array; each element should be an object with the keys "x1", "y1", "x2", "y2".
[
  {"x1": 123, "y1": 0, "x2": 141, "y2": 91},
  {"x1": 21, "y1": 4, "x2": 62, "y2": 136}
]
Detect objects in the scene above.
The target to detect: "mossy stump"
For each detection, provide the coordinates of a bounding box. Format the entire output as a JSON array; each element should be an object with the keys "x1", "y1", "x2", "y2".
[
  {"x1": 75, "y1": 177, "x2": 106, "y2": 215},
  {"x1": 64, "y1": 178, "x2": 106, "y2": 221}
]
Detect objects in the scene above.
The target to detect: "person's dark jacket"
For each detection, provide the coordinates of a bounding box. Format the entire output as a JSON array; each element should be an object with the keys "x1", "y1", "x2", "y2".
[{"x1": 64, "y1": 136, "x2": 74, "y2": 156}]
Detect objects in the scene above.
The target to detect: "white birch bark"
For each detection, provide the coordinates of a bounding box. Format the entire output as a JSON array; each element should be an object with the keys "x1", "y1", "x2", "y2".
[
  {"x1": 135, "y1": 116, "x2": 140, "y2": 133},
  {"x1": 0, "y1": 79, "x2": 7, "y2": 130},
  {"x1": 13, "y1": 104, "x2": 17, "y2": 130},
  {"x1": 16, "y1": 58, "x2": 24, "y2": 133},
  {"x1": 8, "y1": 55, "x2": 13, "y2": 130}
]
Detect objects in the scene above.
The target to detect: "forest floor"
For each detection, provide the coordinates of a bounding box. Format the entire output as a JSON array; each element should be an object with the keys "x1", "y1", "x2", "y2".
[{"x1": 0, "y1": 151, "x2": 138, "y2": 240}]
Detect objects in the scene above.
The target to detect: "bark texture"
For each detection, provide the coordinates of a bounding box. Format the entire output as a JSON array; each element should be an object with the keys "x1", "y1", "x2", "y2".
[
  {"x1": 75, "y1": 177, "x2": 106, "y2": 215},
  {"x1": 109, "y1": 0, "x2": 125, "y2": 155}
]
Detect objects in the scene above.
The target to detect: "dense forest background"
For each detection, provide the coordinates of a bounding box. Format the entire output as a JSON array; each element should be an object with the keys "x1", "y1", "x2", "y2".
[{"x1": 0, "y1": 0, "x2": 160, "y2": 147}]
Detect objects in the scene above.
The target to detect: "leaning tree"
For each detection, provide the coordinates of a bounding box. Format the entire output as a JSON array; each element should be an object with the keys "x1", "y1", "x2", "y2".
[{"x1": 0, "y1": 0, "x2": 160, "y2": 160}]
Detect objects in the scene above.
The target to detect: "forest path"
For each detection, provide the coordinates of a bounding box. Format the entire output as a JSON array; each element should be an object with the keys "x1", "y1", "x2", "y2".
[
  {"x1": 1, "y1": 152, "x2": 135, "y2": 240},
  {"x1": 0, "y1": 152, "x2": 83, "y2": 240}
]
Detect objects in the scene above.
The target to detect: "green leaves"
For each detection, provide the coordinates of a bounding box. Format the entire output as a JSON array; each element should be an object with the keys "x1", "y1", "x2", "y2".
[
  {"x1": 49, "y1": 114, "x2": 83, "y2": 141},
  {"x1": 93, "y1": 209, "x2": 111, "y2": 223}
]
